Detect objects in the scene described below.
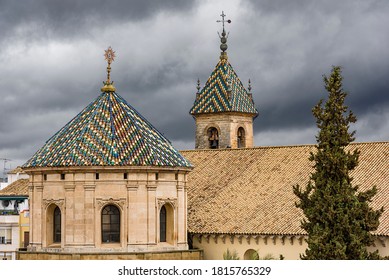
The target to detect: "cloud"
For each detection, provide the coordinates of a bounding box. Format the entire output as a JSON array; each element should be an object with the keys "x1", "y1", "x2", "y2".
[
  {"x1": 0, "y1": 0, "x2": 196, "y2": 44},
  {"x1": 0, "y1": 0, "x2": 388, "y2": 172}
]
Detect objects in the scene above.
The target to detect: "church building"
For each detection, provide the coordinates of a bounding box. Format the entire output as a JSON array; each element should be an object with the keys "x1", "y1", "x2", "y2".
[
  {"x1": 190, "y1": 16, "x2": 258, "y2": 150},
  {"x1": 16, "y1": 13, "x2": 389, "y2": 260},
  {"x1": 182, "y1": 12, "x2": 389, "y2": 260},
  {"x1": 20, "y1": 48, "x2": 199, "y2": 260}
]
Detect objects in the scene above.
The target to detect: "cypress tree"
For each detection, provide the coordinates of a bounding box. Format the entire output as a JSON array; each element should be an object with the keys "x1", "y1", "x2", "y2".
[{"x1": 293, "y1": 66, "x2": 383, "y2": 259}]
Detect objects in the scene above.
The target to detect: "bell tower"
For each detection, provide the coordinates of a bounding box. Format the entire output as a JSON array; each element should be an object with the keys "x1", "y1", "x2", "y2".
[{"x1": 190, "y1": 12, "x2": 258, "y2": 149}]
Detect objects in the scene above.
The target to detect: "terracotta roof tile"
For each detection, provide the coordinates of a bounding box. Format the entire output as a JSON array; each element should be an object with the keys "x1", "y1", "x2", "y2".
[
  {"x1": 0, "y1": 179, "x2": 29, "y2": 196},
  {"x1": 181, "y1": 142, "x2": 389, "y2": 236},
  {"x1": 7, "y1": 166, "x2": 25, "y2": 174}
]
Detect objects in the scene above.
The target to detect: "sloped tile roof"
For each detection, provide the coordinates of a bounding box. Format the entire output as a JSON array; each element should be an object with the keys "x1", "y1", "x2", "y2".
[
  {"x1": 0, "y1": 179, "x2": 29, "y2": 196},
  {"x1": 190, "y1": 59, "x2": 258, "y2": 115},
  {"x1": 7, "y1": 166, "x2": 26, "y2": 174},
  {"x1": 181, "y1": 142, "x2": 389, "y2": 236},
  {"x1": 23, "y1": 92, "x2": 192, "y2": 168}
]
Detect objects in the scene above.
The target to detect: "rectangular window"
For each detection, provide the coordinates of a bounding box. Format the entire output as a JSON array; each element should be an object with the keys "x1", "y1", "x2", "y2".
[
  {"x1": 0, "y1": 229, "x2": 5, "y2": 244},
  {"x1": 60, "y1": 173, "x2": 65, "y2": 180},
  {"x1": 155, "y1": 173, "x2": 159, "y2": 180},
  {"x1": 6, "y1": 229, "x2": 11, "y2": 244},
  {"x1": 43, "y1": 174, "x2": 47, "y2": 181},
  {"x1": 0, "y1": 228, "x2": 12, "y2": 244},
  {"x1": 123, "y1": 173, "x2": 128, "y2": 180},
  {"x1": 96, "y1": 173, "x2": 99, "y2": 180}
]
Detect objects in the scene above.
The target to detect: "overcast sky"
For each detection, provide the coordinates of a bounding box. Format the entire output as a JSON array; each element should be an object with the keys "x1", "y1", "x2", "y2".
[{"x1": 0, "y1": 0, "x2": 388, "y2": 172}]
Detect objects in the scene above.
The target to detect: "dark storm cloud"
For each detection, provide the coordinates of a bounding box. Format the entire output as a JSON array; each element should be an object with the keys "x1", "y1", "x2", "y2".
[
  {"x1": 0, "y1": 0, "x2": 196, "y2": 43},
  {"x1": 237, "y1": 0, "x2": 389, "y2": 144},
  {"x1": 0, "y1": 0, "x2": 389, "y2": 172}
]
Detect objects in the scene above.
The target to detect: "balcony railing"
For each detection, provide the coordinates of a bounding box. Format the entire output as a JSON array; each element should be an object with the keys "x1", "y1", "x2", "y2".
[{"x1": 0, "y1": 210, "x2": 19, "y2": 215}]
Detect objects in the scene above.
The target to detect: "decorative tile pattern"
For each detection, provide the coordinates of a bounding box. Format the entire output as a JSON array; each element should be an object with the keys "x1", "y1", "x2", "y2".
[
  {"x1": 23, "y1": 92, "x2": 192, "y2": 168},
  {"x1": 190, "y1": 59, "x2": 258, "y2": 115},
  {"x1": 181, "y1": 142, "x2": 389, "y2": 236}
]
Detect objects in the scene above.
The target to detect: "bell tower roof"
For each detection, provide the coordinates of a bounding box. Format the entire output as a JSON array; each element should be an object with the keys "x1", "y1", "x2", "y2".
[{"x1": 190, "y1": 12, "x2": 258, "y2": 116}]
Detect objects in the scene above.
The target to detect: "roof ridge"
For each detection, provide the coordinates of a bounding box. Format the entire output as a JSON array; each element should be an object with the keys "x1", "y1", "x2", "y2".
[{"x1": 180, "y1": 141, "x2": 389, "y2": 153}]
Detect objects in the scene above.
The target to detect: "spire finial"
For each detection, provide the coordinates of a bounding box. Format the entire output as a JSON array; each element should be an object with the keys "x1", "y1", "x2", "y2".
[
  {"x1": 248, "y1": 79, "x2": 253, "y2": 102},
  {"x1": 101, "y1": 46, "x2": 116, "y2": 93},
  {"x1": 217, "y1": 11, "x2": 231, "y2": 60},
  {"x1": 196, "y1": 78, "x2": 201, "y2": 93}
]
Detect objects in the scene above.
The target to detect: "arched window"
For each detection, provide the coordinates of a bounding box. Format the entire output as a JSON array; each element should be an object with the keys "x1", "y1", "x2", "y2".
[
  {"x1": 160, "y1": 205, "x2": 167, "y2": 242},
  {"x1": 207, "y1": 127, "x2": 219, "y2": 149},
  {"x1": 237, "y1": 127, "x2": 246, "y2": 148},
  {"x1": 244, "y1": 249, "x2": 259, "y2": 260},
  {"x1": 53, "y1": 206, "x2": 61, "y2": 243},
  {"x1": 102, "y1": 205, "x2": 120, "y2": 243}
]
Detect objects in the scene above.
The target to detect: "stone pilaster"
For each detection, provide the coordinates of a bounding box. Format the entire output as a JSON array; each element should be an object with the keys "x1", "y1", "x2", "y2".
[
  {"x1": 31, "y1": 183, "x2": 43, "y2": 249},
  {"x1": 64, "y1": 184, "x2": 75, "y2": 245},
  {"x1": 176, "y1": 179, "x2": 187, "y2": 247},
  {"x1": 83, "y1": 184, "x2": 96, "y2": 246},
  {"x1": 126, "y1": 181, "x2": 138, "y2": 245},
  {"x1": 146, "y1": 181, "x2": 157, "y2": 245}
]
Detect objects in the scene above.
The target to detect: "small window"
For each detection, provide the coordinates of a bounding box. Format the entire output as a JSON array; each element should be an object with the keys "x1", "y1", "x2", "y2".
[
  {"x1": 160, "y1": 205, "x2": 167, "y2": 242},
  {"x1": 0, "y1": 229, "x2": 12, "y2": 244},
  {"x1": 155, "y1": 173, "x2": 159, "y2": 180},
  {"x1": 237, "y1": 127, "x2": 246, "y2": 148},
  {"x1": 244, "y1": 249, "x2": 259, "y2": 260},
  {"x1": 175, "y1": 173, "x2": 178, "y2": 180},
  {"x1": 60, "y1": 174, "x2": 65, "y2": 180},
  {"x1": 96, "y1": 173, "x2": 99, "y2": 180},
  {"x1": 207, "y1": 127, "x2": 219, "y2": 149},
  {"x1": 123, "y1": 173, "x2": 128, "y2": 180},
  {"x1": 44, "y1": 174, "x2": 47, "y2": 181},
  {"x1": 53, "y1": 206, "x2": 61, "y2": 243}
]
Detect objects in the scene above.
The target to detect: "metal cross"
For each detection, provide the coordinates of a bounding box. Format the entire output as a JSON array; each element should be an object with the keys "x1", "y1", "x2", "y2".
[{"x1": 216, "y1": 11, "x2": 231, "y2": 31}]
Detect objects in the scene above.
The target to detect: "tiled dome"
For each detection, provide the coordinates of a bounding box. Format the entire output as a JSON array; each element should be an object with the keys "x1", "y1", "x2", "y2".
[{"x1": 24, "y1": 91, "x2": 192, "y2": 168}]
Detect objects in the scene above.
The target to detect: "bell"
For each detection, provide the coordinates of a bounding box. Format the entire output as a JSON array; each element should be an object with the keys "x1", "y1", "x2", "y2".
[{"x1": 211, "y1": 140, "x2": 218, "y2": 149}]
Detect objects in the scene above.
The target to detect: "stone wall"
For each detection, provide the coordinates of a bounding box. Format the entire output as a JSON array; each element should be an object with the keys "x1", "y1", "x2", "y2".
[
  {"x1": 192, "y1": 234, "x2": 389, "y2": 260},
  {"x1": 17, "y1": 249, "x2": 203, "y2": 260},
  {"x1": 25, "y1": 167, "x2": 191, "y2": 253},
  {"x1": 194, "y1": 113, "x2": 255, "y2": 149}
]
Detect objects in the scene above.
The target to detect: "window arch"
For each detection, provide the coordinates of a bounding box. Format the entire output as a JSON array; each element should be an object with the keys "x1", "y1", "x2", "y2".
[
  {"x1": 53, "y1": 206, "x2": 61, "y2": 243},
  {"x1": 207, "y1": 127, "x2": 219, "y2": 149},
  {"x1": 244, "y1": 249, "x2": 259, "y2": 260},
  {"x1": 159, "y1": 203, "x2": 174, "y2": 244},
  {"x1": 160, "y1": 205, "x2": 167, "y2": 242},
  {"x1": 101, "y1": 205, "x2": 120, "y2": 243},
  {"x1": 237, "y1": 127, "x2": 246, "y2": 148}
]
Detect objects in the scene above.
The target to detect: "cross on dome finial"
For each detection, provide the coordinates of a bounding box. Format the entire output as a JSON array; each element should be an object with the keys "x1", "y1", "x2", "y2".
[
  {"x1": 217, "y1": 11, "x2": 231, "y2": 33},
  {"x1": 101, "y1": 46, "x2": 116, "y2": 93},
  {"x1": 216, "y1": 11, "x2": 231, "y2": 60}
]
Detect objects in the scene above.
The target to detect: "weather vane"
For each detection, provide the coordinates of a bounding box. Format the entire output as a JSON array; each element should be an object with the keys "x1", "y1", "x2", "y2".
[{"x1": 101, "y1": 46, "x2": 116, "y2": 92}]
